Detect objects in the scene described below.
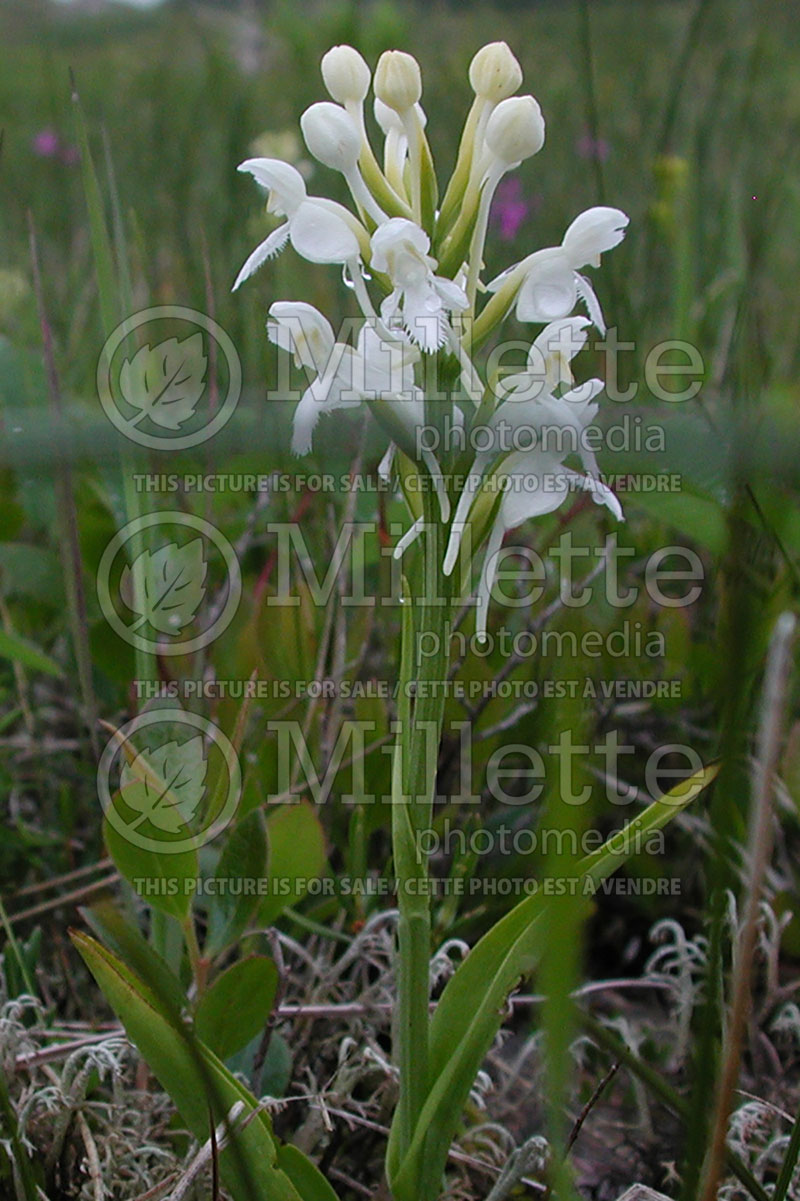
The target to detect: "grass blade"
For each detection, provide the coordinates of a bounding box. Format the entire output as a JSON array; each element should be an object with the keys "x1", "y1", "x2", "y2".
[
  {"x1": 388, "y1": 765, "x2": 719, "y2": 1200},
  {"x1": 28, "y1": 212, "x2": 99, "y2": 757},
  {"x1": 773, "y1": 1105, "x2": 800, "y2": 1201}
]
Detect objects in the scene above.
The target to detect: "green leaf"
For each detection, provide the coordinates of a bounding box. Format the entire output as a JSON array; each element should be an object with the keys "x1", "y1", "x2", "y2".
[
  {"x1": 259, "y1": 802, "x2": 327, "y2": 925},
  {"x1": 0, "y1": 628, "x2": 61, "y2": 677},
  {"x1": 71, "y1": 930, "x2": 336, "y2": 1201},
  {"x1": 195, "y1": 956, "x2": 278, "y2": 1061},
  {"x1": 103, "y1": 793, "x2": 198, "y2": 921},
  {"x1": 277, "y1": 1145, "x2": 340, "y2": 1201},
  {"x1": 387, "y1": 763, "x2": 719, "y2": 1201},
  {"x1": 205, "y1": 810, "x2": 268, "y2": 956},
  {"x1": 82, "y1": 898, "x2": 186, "y2": 1016},
  {"x1": 259, "y1": 1030, "x2": 293, "y2": 1097}
]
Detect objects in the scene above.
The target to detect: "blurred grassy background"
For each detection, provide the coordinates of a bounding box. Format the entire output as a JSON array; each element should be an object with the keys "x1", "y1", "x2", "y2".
[
  {"x1": 2, "y1": 0, "x2": 800, "y2": 385},
  {"x1": 1, "y1": 0, "x2": 799, "y2": 967}
]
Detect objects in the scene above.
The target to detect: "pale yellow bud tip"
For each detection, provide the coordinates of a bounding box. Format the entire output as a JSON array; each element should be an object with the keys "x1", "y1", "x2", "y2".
[
  {"x1": 321, "y1": 45, "x2": 371, "y2": 105},
  {"x1": 485, "y1": 94, "x2": 545, "y2": 166},
  {"x1": 374, "y1": 50, "x2": 422, "y2": 113},
  {"x1": 469, "y1": 41, "x2": 523, "y2": 102}
]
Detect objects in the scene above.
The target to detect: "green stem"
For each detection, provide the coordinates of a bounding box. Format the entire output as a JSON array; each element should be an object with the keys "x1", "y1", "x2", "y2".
[
  {"x1": 392, "y1": 485, "x2": 451, "y2": 1177},
  {"x1": 182, "y1": 915, "x2": 205, "y2": 995}
]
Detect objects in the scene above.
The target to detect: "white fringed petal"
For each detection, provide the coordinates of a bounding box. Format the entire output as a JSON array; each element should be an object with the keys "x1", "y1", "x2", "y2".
[
  {"x1": 232, "y1": 224, "x2": 290, "y2": 291},
  {"x1": 575, "y1": 273, "x2": 606, "y2": 334}
]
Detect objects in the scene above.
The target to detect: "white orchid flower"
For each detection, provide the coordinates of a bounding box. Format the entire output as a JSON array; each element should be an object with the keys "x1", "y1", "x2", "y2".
[
  {"x1": 487, "y1": 206, "x2": 629, "y2": 333},
  {"x1": 497, "y1": 315, "x2": 592, "y2": 400},
  {"x1": 371, "y1": 218, "x2": 468, "y2": 352},
  {"x1": 443, "y1": 372, "x2": 605, "y2": 575},
  {"x1": 267, "y1": 303, "x2": 413, "y2": 454},
  {"x1": 268, "y1": 303, "x2": 450, "y2": 518},
  {"x1": 444, "y1": 374, "x2": 622, "y2": 639},
  {"x1": 233, "y1": 159, "x2": 367, "y2": 290},
  {"x1": 472, "y1": 433, "x2": 622, "y2": 640}
]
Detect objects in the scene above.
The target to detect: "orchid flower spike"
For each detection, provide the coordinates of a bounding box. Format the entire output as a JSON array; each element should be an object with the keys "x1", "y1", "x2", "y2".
[
  {"x1": 233, "y1": 38, "x2": 629, "y2": 592},
  {"x1": 371, "y1": 218, "x2": 468, "y2": 352},
  {"x1": 487, "y1": 206, "x2": 629, "y2": 333},
  {"x1": 232, "y1": 159, "x2": 368, "y2": 289}
]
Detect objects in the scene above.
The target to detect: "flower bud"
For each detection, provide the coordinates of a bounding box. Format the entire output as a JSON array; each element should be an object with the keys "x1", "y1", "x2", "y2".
[
  {"x1": 374, "y1": 98, "x2": 404, "y2": 137},
  {"x1": 300, "y1": 102, "x2": 361, "y2": 172},
  {"x1": 321, "y1": 45, "x2": 371, "y2": 105},
  {"x1": 485, "y1": 95, "x2": 545, "y2": 166},
  {"x1": 374, "y1": 98, "x2": 426, "y2": 136},
  {"x1": 374, "y1": 50, "x2": 422, "y2": 113},
  {"x1": 469, "y1": 41, "x2": 523, "y2": 102}
]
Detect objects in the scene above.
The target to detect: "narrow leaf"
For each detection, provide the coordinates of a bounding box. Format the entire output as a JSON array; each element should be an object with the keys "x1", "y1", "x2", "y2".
[
  {"x1": 388, "y1": 764, "x2": 719, "y2": 1199},
  {"x1": 0, "y1": 628, "x2": 61, "y2": 676}
]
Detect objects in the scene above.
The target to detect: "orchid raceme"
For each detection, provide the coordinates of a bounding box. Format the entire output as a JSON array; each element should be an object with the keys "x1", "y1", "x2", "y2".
[{"x1": 234, "y1": 39, "x2": 632, "y2": 1201}]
